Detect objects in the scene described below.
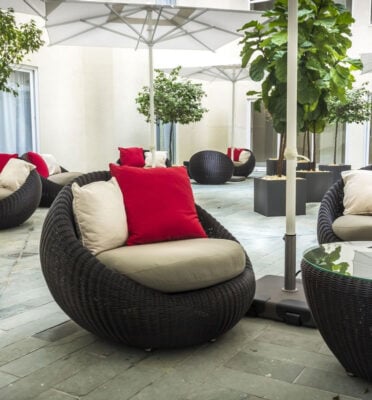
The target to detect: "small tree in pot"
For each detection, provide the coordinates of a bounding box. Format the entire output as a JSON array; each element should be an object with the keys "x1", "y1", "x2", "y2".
[
  {"x1": 0, "y1": 8, "x2": 44, "y2": 95},
  {"x1": 136, "y1": 66, "x2": 208, "y2": 164},
  {"x1": 327, "y1": 84, "x2": 371, "y2": 164}
]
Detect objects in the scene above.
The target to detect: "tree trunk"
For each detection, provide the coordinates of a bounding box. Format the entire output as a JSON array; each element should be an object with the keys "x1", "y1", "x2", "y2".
[
  {"x1": 333, "y1": 121, "x2": 339, "y2": 164},
  {"x1": 311, "y1": 129, "x2": 316, "y2": 171},
  {"x1": 277, "y1": 133, "x2": 286, "y2": 177}
]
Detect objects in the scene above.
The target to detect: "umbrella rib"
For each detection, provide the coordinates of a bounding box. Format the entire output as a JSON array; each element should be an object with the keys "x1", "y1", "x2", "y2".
[
  {"x1": 215, "y1": 66, "x2": 234, "y2": 81},
  {"x1": 104, "y1": 4, "x2": 149, "y2": 47},
  {"x1": 51, "y1": 24, "x2": 98, "y2": 46},
  {"x1": 23, "y1": 0, "x2": 45, "y2": 19}
]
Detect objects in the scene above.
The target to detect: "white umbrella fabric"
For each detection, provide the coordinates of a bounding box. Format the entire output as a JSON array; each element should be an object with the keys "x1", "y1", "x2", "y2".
[
  {"x1": 42, "y1": 1, "x2": 262, "y2": 155},
  {"x1": 0, "y1": 0, "x2": 46, "y2": 18},
  {"x1": 361, "y1": 53, "x2": 372, "y2": 74},
  {"x1": 167, "y1": 64, "x2": 251, "y2": 160}
]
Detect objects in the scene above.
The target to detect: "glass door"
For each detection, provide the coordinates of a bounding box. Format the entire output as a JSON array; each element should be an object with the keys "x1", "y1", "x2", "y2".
[{"x1": 0, "y1": 66, "x2": 39, "y2": 154}]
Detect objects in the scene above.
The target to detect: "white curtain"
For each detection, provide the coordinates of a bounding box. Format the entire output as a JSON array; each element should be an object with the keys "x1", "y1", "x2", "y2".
[{"x1": 0, "y1": 71, "x2": 33, "y2": 154}]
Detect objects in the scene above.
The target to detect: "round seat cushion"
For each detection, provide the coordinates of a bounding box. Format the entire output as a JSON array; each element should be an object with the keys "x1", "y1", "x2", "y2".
[
  {"x1": 47, "y1": 171, "x2": 83, "y2": 185},
  {"x1": 97, "y1": 238, "x2": 245, "y2": 293},
  {"x1": 332, "y1": 215, "x2": 372, "y2": 241},
  {"x1": 0, "y1": 187, "x2": 14, "y2": 200}
]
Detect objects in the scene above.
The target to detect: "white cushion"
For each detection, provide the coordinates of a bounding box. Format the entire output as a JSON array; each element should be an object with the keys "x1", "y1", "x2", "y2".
[
  {"x1": 144, "y1": 151, "x2": 167, "y2": 168},
  {"x1": 333, "y1": 215, "x2": 372, "y2": 241},
  {"x1": 97, "y1": 238, "x2": 246, "y2": 293},
  {"x1": 0, "y1": 187, "x2": 14, "y2": 200},
  {"x1": 72, "y1": 178, "x2": 128, "y2": 255},
  {"x1": 48, "y1": 171, "x2": 82, "y2": 185},
  {"x1": 239, "y1": 150, "x2": 251, "y2": 163},
  {"x1": 41, "y1": 154, "x2": 62, "y2": 175},
  {"x1": 342, "y1": 170, "x2": 372, "y2": 215},
  {"x1": 0, "y1": 158, "x2": 35, "y2": 191}
]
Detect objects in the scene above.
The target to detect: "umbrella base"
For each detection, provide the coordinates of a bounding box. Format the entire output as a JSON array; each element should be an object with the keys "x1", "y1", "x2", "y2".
[{"x1": 247, "y1": 275, "x2": 316, "y2": 328}]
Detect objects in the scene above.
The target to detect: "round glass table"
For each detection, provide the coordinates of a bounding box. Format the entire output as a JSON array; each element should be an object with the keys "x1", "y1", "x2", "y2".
[{"x1": 301, "y1": 241, "x2": 372, "y2": 382}]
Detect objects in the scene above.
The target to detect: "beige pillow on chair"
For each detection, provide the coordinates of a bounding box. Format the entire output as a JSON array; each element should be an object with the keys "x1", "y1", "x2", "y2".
[
  {"x1": 0, "y1": 158, "x2": 36, "y2": 191},
  {"x1": 342, "y1": 170, "x2": 372, "y2": 215},
  {"x1": 72, "y1": 177, "x2": 128, "y2": 255}
]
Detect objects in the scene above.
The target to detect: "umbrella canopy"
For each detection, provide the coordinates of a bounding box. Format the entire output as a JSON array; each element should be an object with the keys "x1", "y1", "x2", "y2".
[
  {"x1": 361, "y1": 53, "x2": 372, "y2": 74},
  {"x1": 0, "y1": 0, "x2": 46, "y2": 18},
  {"x1": 168, "y1": 64, "x2": 251, "y2": 159},
  {"x1": 42, "y1": 1, "x2": 262, "y2": 154}
]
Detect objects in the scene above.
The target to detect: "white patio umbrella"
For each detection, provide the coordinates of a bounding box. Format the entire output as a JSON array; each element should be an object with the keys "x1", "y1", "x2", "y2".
[
  {"x1": 165, "y1": 64, "x2": 251, "y2": 160},
  {"x1": 0, "y1": 0, "x2": 46, "y2": 18},
  {"x1": 42, "y1": 1, "x2": 262, "y2": 158}
]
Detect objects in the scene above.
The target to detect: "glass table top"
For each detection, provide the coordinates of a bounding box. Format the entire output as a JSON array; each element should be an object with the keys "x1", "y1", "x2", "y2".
[{"x1": 303, "y1": 241, "x2": 372, "y2": 281}]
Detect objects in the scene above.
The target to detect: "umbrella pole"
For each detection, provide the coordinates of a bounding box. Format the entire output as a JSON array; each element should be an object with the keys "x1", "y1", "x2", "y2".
[
  {"x1": 147, "y1": 10, "x2": 156, "y2": 167},
  {"x1": 230, "y1": 80, "x2": 236, "y2": 161},
  {"x1": 284, "y1": 0, "x2": 298, "y2": 292}
]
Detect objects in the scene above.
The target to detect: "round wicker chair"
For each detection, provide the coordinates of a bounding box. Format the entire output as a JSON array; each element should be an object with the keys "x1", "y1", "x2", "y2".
[
  {"x1": 317, "y1": 165, "x2": 372, "y2": 244},
  {"x1": 233, "y1": 149, "x2": 256, "y2": 177},
  {"x1": 0, "y1": 169, "x2": 42, "y2": 230},
  {"x1": 40, "y1": 171, "x2": 255, "y2": 349},
  {"x1": 189, "y1": 150, "x2": 234, "y2": 184}
]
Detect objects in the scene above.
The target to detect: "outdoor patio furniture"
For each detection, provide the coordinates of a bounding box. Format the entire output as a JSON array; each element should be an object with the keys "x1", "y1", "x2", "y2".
[
  {"x1": 189, "y1": 150, "x2": 234, "y2": 184},
  {"x1": 117, "y1": 149, "x2": 171, "y2": 167},
  {"x1": 21, "y1": 153, "x2": 82, "y2": 207},
  {"x1": 233, "y1": 148, "x2": 256, "y2": 177},
  {"x1": 39, "y1": 170, "x2": 255, "y2": 349},
  {"x1": 0, "y1": 169, "x2": 41, "y2": 229},
  {"x1": 317, "y1": 165, "x2": 372, "y2": 244}
]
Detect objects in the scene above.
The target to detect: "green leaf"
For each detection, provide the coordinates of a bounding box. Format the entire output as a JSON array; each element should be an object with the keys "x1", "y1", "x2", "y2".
[
  {"x1": 271, "y1": 31, "x2": 288, "y2": 46},
  {"x1": 250, "y1": 55, "x2": 267, "y2": 81}
]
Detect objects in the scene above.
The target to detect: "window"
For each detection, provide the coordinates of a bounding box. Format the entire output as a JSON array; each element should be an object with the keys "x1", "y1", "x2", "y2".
[{"x1": 0, "y1": 66, "x2": 39, "y2": 154}]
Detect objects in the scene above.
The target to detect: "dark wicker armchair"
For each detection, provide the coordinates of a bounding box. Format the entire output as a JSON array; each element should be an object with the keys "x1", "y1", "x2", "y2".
[
  {"x1": 40, "y1": 171, "x2": 255, "y2": 349},
  {"x1": 233, "y1": 149, "x2": 256, "y2": 177},
  {"x1": 0, "y1": 170, "x2": 41, "y2": 229},
  {"x1": 317, "y1": 165, "x2": 372, "y2": 244},
  {"x1": 189, "y1": 150, "x2": 234, "y2": 184}
]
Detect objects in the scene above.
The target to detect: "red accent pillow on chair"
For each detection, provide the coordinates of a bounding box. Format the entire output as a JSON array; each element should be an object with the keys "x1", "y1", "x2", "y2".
[
  {"x1": 27, "y1": 151, "x2": 49, "y2": 177},
  {"x1": 110, "y1": 164, "x2": 207, "y2": 245},
  {"x1": 0, "y1": 153, "x2": 18, "y2": 172},
  {"x1": 227, "y1": 147, "x2": 243, "y2": 161},
  {"x1": 118, "y1": 147, "x2": 145, "y2": 167}
]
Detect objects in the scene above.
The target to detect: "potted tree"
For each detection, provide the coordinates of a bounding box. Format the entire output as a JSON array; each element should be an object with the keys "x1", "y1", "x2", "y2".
[
  {"x1": 0, "y1": 8, "x2": 44, "y2": 94},
  {"x1": 136, "y1": 66, "x2": 208, "y2": 165},
  {"x1": 240, "y1": 0, "x2": 361, "y2": 214},
  {"x1": 318, "y1": 84, "x2": 372, "y2": 183}
]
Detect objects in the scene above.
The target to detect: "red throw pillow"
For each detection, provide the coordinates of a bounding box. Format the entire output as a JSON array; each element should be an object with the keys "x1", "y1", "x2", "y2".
[
  {"x1": 118, "y1": 147, "x2": 145, "y2": 167},
  {"x1": 0, "y1": 153, "x2": 18, "y2": 172},
  {"x1": 110, "y1": 164, "x2": 207, "y2": 245},
  {"x1": 27, "y1": 151, "x2": 49, "y2": 177},
  {"x1": 227, "y1": 147, "x2": 243, "y2": 161}
]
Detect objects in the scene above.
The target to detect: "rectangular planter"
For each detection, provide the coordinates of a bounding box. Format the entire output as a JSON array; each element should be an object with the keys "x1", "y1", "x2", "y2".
[
  {"x1": 254, "y1": 177, "x2": 307, "y2": 217},
  {"x1": 296, "y1": 170, "x2": 333, "y2": 202},
  {"x1": 266, "y1": 159, "x2": 311, "y2": 176},
  {"x1": 318, "y1": 164, "x2": 351, "y2": 184}
]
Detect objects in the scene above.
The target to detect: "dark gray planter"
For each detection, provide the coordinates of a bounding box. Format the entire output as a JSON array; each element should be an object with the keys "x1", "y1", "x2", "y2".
[
  {"x1": 318, "y1": 164, "x2": 351, "y2": 184},
  {"x1": 296, "y1": 170, "x2": 333, "y2": 202},
  {"x1": 266, "y1": 159, "x2": 311, "y2": 176},
  {"x1": 254, "y1": 177, "x2": 307, "y2": 217}
]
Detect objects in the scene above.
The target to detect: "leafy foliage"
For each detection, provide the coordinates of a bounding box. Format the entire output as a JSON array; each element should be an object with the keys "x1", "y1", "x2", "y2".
[
  {"x1": 135, "y1": 66, "x2": 208, "y2": 125},
  {"x1": 306, "y1": 245, "x2": 350, "y2": 275},
  {"x1": 327, "y1": 84, "x2": 371, "y2": 163},
  {"x1": 239, "y1": 0, "x2": 362, "y2": 172},
  {"x1": 0, "y1": 8, "x2": 44, "y2": 95}
]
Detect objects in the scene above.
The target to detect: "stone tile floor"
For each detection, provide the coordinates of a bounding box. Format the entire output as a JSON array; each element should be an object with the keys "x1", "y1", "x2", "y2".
[{"x1": 0, "y1": 171, "x2": 371, "y2": 399}]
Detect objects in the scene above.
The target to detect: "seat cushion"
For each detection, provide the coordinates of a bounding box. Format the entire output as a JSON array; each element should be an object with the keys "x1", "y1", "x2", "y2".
[
  {"x1": 97, "y1": 238, "x2": 246, "y2": 293},
  {"x1": 332, "y1": 215, "x2": 372, "y2": 241},
  {"x1": 48, "y1": 171, "x2": 82, "y2": 185},
  {"x1": 0, "y1": 187, "x2": 14, "y2": 200},
  {"x1": 233, "y1": 161, "x2": 243, "y2": 167}
]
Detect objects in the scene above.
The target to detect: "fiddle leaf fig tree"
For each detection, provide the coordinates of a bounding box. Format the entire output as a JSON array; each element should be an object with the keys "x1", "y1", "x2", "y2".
[
  {"x1": 0, "y1": 8, "x2": 44, "y2": 95},
  {"x1": 136, "y1": 66, "x2": 208, "y2": 163},
  {"x1": 239, "y1": 0, "x2": 362, "y2": 175},
  {"x1": 328, "y1": 84, "x2": 371, "y2": 164}
]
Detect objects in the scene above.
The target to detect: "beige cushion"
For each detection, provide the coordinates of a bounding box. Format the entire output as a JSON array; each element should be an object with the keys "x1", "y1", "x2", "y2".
[
  {"x1": 97, "y1": 238, "x2": 245, "y2": 293},
  {"x1": 233, "y1": 161, "x2": 243, "y2": 167},
  {"x1": 333, "y1": 215, "x2": 372, "y2": 241},
  {"x1": 48, "y1": 171, "x2": 82, "y2": 185},
  {"x1": 342, "y1": 170, "x2": 372, "y2": 215},
  {"x1": 41, "y1": 154, "x2": 62, "y2": 175},
  {"x1": 144, "y1": 151, "x2": 167, "y2": 168},
  {"x1": 72, "y1": 178, "x2": 128, "y2": 255},
  {"x1": 0, "y1": 159, "x2": 35, "y2": 191},
  {"x1": 239, "y1": 150, "x2": 251, "y2": 163},
  {"x1": 0, "y1": 187, "x2": 14, "y2": 200}
]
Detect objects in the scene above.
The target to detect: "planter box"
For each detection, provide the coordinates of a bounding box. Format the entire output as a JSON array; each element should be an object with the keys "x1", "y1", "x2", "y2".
[
  {"x1": 296, "y1": 170, "x2": 333, "y2": 202},
  {"x1": 254, "y1": 177, "x2": 307, "y2": 217},
  {"x1": 318, "y1": 164, "x2": 351, "y2": 184},
  {"x1": 266, "y1": 159, "x2": 311, "y2": 176}
]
